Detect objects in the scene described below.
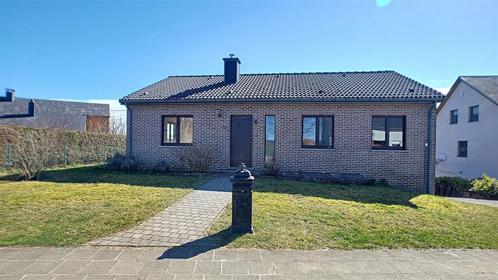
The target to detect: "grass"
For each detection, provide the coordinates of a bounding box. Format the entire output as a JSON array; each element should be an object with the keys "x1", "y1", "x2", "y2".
[
  {"x1": 209, "y1": 178, "x2": 498, "y2": 250},
  {"x1": 0, "y1": 165, "x2": 209, "y2": 246}
]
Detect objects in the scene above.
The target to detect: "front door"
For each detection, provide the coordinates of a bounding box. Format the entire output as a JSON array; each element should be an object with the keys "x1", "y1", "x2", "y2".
[{"x1": 230, "y1": 115, "x2": 253, "y2": 167}]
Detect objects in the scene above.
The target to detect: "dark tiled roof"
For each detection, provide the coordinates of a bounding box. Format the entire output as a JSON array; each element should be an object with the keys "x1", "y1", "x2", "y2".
[
  {"x1": 120, "y1": 71, "x2": 443, "y2": 104},
  {"x1": 0, "y1": 98, "x2": 109, "y2": 117},
  {"x1": 0, "y1": 97, "x2": 109, "y2": 131},
  {"x1": 460, "y1": 76, "x2": 498, "y2": 105}
]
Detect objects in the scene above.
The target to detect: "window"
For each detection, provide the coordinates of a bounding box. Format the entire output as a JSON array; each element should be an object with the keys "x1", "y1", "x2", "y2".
[
  {"x1": 458, "y1": 141, "x2": 468, "y2": 157},
  {"x1": 469, "y1": 105, "x2": 479, "y2": 122},
  {"x1": 302, "y1": 116, "x2": 334, "y2": 148},
  {"x1": 450, "y1": 110, "x2": 458, "y2": 124},
  {"x1": 372, "y1": 116, "x2": 405, "y2": 149},
  {"x1": 161, "y1": 115, "x2": 193, "y2": 145},
  {"x1": 265, "y1": 116, "x2": 276, "y2": 163}
]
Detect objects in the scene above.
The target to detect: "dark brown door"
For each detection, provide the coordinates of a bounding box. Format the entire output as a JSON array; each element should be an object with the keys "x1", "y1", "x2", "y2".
[{"x1": 230, "y1": 116, "x2": 253, "y2": 167}]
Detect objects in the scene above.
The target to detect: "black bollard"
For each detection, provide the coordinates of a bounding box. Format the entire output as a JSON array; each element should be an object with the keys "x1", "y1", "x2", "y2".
[{"x1": 230, "y1": 163, "x2": 254, "y2": 233}]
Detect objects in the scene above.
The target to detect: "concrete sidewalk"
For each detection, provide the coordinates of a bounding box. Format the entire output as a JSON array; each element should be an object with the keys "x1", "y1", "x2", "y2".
[
  {"x1": 0, "y1": 247, "x2": 497, "y2": 279},
  {"x1": 448, "y1": 197, "x2": 498, "y2": 208}
]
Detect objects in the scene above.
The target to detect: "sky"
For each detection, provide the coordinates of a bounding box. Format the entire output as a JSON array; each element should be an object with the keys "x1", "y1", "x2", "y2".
[{"x1": 1, "y1": 0, "x2": 498, "y2": 112}]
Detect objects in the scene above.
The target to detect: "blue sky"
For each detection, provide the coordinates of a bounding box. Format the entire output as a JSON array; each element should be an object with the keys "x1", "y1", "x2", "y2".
[{"x1": 1, "y1": 0, "x2": 498, "y2": 109}]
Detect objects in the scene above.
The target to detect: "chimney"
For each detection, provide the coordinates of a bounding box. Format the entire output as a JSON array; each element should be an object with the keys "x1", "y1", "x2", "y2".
[
  {"x1": 223, "y1": 54, "x2": 241, "y2": 84},
  {"x1": 3, "y1": 89, "x2": 15, "y2": 102},
  {"x1": 28, "y1": 99, "x2": 35, "y2": 116}
]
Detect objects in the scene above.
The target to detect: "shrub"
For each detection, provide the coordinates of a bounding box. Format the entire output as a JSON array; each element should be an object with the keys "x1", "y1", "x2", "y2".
[
  {"x1": 140, "y1": 161, "x2": 171, "y2": 173},
  {"x1": 173, "y1": 145, "x2": 216, "y2": 173},
  {"x1": 263, "y1": 160, "x2": 279, "y2": 176},
  {"x1": 377, "y1": 178, "x2": 389, "y2": 186},
  {"x1": 365, "y1": 179, "x2": 377, "y2": 186},
  {"x1": 106, "y1": 153, "x2": 138, "y2": 172},
  {"x1": 151, "y1": 160, "x2": 170, "y2": 173},
  {"x1": 435, "y1": 176, "x2": 472, "y2": 197},
  {"x1": 471, "y1": 174, "x2": 498, "y2": 196}
]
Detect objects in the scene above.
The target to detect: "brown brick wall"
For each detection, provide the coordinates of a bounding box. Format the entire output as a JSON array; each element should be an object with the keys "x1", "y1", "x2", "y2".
[{"x1": 127, "y1": 102, "x2": 435, "y2": 193}]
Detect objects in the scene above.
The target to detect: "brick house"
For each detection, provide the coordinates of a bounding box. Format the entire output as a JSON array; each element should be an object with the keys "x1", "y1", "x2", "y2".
[{"x1": 120, "y1": 56, "x2": 444, "y2": 193}]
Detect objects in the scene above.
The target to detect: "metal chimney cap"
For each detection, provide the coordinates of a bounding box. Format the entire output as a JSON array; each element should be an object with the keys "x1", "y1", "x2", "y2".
[
  {"x1": 223, "y1": 56, "x2": 241, "y2": 64},
  {"x1": 232, "y1": 163, "x2": 254, "y2": 180}
]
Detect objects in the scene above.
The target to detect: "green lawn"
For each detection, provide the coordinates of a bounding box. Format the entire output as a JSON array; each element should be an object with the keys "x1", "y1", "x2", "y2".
[
  {"x1": 0, "y1": 165, "x2": 208, "y2": 246},
  {"x1": 209, "y1": 178, "x2": 498, "y2": 250}
]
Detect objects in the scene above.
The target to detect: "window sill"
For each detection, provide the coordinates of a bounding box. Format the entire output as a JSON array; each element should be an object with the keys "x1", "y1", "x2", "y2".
[
  {"x1": 159, "y1": 144, "x2": 193, "y2": 147},
  {"x1": 301, "y1": 146, "x2": 335, "y2": 150},
  {"x1": 371, "y1": 148, "x2": 406, "y2": 151}
]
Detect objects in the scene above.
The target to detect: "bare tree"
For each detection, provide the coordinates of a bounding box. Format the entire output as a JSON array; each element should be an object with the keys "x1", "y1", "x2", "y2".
[{"x1": 109, "y1": 115, "x2": 126, "y2": 135}]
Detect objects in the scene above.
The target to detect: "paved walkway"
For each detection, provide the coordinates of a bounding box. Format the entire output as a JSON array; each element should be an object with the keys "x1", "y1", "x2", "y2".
[
  {"x1": 448, "y1": 197, "x2": 498, "y2": 208},
  {"x1": 89, "y1": 176, "x2": 232, "y2": 247},
  {"x1": 0, "y1": 247, "x2": 497, "y2": 279}
]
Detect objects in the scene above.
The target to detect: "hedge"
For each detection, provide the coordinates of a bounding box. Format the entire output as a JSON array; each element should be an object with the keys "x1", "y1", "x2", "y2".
[
  {"x1": 436, "y1": 175, "x2": 498, "y2": 200},
  {"x1": 435, "y1": 176, "x2": 472, "y2": 197},
  {"x1": 0, "y1": 125, "x2": 125, "y2": 179}
]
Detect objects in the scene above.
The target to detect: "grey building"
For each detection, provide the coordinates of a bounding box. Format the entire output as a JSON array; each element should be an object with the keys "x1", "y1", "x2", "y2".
[{"x1": 0, "y1": 89, "x2": 110, "y2": 132}]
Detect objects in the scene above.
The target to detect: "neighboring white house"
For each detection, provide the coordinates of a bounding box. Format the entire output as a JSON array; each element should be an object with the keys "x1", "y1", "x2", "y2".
[{"x1": 436, "y1": 76, "x2": 498, "y2": 179}]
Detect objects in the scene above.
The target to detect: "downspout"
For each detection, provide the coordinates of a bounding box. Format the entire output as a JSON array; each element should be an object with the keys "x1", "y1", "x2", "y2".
[
  {"x1": 426, "y1": 101, "x2": 436, "y2": 193},
  {"x1": 126, "y1": 105, "x2": 133, "y2": 159}
]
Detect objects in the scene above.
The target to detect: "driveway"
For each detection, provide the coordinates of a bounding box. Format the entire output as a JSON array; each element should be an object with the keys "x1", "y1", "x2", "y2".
[{"x1": 0, "y1": 247, "x2": 497, "y2": 279}]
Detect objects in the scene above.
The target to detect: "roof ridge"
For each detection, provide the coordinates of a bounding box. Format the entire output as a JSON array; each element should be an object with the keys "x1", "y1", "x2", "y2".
[
  {"x1": 243, "y1": 70, "x2": 395, "y2": 76},
  {"x1": 169, "y1": 70, "x2": 396, "y2": 78},
  {"x1": 14, "y1": 97, "x2": 109, "y2": 106},
  {"x1": 460, "y1": 75, "x2": 498, "y2": 78},
  {"x1": 169, "y1": 74, "x2": 223, "y2": 78}
]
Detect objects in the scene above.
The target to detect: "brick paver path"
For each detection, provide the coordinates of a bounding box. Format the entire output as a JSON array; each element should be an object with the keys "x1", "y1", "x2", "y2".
[
  {"x1": 1, "y1": 247, "x2": 497, "y2": 279},
  {"x1": 88, "y1": 176, "x2": 231, "y2": 247}
]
